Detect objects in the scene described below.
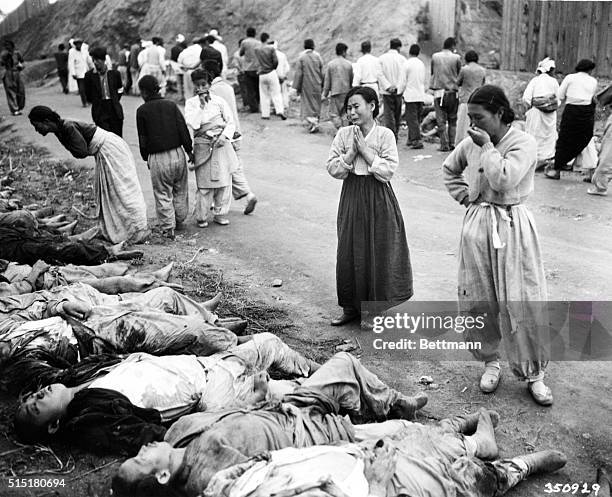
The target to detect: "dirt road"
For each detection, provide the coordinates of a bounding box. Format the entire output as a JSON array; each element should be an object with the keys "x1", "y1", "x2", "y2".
[{"x1": 1, "y1": 84, "x2": 611, "y2": 496}]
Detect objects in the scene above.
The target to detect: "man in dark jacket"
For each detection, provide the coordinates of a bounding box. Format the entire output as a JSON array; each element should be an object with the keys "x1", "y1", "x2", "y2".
[
  {"x1": 53, "y1": 43, "x2": 69, "y2": 94},
  {"x1": 136, "y1": 75, "x2": 194, "y2": 239},
  {"x1": 83, "y1": 46, "x2": 124, "y2": 136}
]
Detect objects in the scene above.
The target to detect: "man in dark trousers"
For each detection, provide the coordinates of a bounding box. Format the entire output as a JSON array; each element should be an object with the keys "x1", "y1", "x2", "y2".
[
  {"x1": 54, "y1": 44, "x2": 69, "y2": 94},
  {"x1": 239, "y1": 27, "x2": 261, "y2": 113},
  {"x1": 84, "y1": 46, "x2": 124, "y2": 137},
  {"x1": 136, "y1": 75, "x2": 194, "y2": 239}
]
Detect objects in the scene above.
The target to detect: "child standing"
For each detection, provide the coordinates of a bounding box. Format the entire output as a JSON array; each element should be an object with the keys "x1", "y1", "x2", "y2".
[{"x1": 185, "y1": 69, "x2": 238, "y2": 227}]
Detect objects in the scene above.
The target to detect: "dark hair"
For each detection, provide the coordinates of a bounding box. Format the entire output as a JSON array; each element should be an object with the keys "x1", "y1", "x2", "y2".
[
  {"x1": 58, "y1": 43, "x2": 65, "y2": 50},
  {"x1": 111, "y1": 473, "x2": 181, "y2": 497},
  {"x1": 205, "y1": 35, "x2": 216, "y2": 45},
  {"x1": 89, "y1": 46, "x2": 107, "y2": 60},
  {"x1": 28, "y1": 106, "x2": 61, "y2": 123},
  {"x1": 468, "y1": 84, "x2": 515, "y2": 124},
  {"x1": 202, "y1": 59, "x2": 221, "y2": 78},
  {"x1": 152, "y1": 37, "x2": 163, "y2": 46},
  {"x1": 409, "y1": 44, "x2": 420, "y2": 56},
  {"x1": 246, "y1": 27, "x2": 256, "y2": 37},
  {"x1": 361, "y1": 40, "x2": 371, "y2": 53},
  {"x1": 191, "y1": 68, "x2": 212, "y2": 83},
  {"x1": 465, "y1": 50, "x2": 479, "y2": 63},
  {"x1": 260, "y1": 32, "x2": 270, "y2": 43},
  {"x1": 344, "y1": 86, "x2": 380, "y2": 118},
  {"x1": 304, "y1": 39, "x2": 314, "y2": 50},
  {"x1": 138, "y1": 75, "x2": 160, "y2": 94},
  {"x1": 575, "y1": 59, "x2": 596, "y2": 73},
  {"x1": 390, "y1": 38, "x2": 402, "y2": 50},
  {"x1": 443, "y1": 37, "x2": 456, "y2": 49},
  {"x1": 335, "y1": 42, "x2": 348, "y2": 56},
  {"x1": 14, "y1": 407, "x2": 52, "y2": 445}
]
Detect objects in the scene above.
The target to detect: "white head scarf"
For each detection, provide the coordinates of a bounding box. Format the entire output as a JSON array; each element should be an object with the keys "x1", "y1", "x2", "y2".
[{"x1": 536, "y1": 57, "x2": 555, "y2": 74}]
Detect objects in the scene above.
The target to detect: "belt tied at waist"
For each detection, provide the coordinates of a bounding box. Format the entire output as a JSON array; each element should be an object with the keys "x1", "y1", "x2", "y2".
[{"x1": 477, "y1": 202, "x2": 520, "y2": 249}]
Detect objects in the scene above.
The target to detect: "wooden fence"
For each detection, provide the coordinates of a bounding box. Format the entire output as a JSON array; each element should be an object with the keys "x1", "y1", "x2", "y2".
[{"x1": 501, "y1": 0, "x2": 611, "y2": 77}]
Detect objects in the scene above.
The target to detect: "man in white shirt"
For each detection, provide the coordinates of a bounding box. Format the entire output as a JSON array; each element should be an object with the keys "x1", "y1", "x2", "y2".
[
  {"x1": 403, "y1": 44, "x2": 427, "y2": 149},
  {"x1": 68, "y1": 39, "x2": 89, "y2": 107},
  {"x1": 352, "y1": 40, "x2": 382, "y2": 96},
  {"x1": 178, "y1": 37, "x2": 203, "y2": 100},
  {"x1": 378, "y1": 38, "x2": 408, "y2": 141}
]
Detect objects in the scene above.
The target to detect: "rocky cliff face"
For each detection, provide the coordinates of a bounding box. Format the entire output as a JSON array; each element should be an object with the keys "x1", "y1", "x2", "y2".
[{"x1": 7, "y1": 0, "x2": 425, "y2": 64}]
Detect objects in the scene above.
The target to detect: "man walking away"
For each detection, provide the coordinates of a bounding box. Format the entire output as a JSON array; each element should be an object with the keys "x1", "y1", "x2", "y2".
[
  {"x1": 293, "y1": 39, "x2": 324, "y2": 133},
  {"x1": 239, "y1": 27, "x2": 261, "y2": 113},
  {"x1": 68, "y1": 39, "x2": 89, "y2": 107},
  {"x1": 54, "y1": 44, "x2": 69, "y2": 94},
  {"x1": 84, "y1": 47, "x2": 125, "y2": 137},
  {"x1": 116, "y1": 44, "x2": 130, "y2": 88},
  {"x1": 456, "y1": 50, "x2": 486, "y2": 146},
  {"x1": 229, "y1": 39, "x2": 248, "y2": 110},
  {"x1": 378, "y1": 38, "x2": 408, "y2": 141},
  {"x1": 127, "y1": 41, "x2": 141, "y2": 96},
  {"x1": 255, "y1": 33, "x2": 285, "y2": 120},
  {"x1": 137, "y1": 75, "x2": 193, "y2": 239},
  {"x1": 352, "y1": 40, "x2": 382, "y2": 96},
  {"x1": 274, "y1": 40, "x2": 291, "y2": 109},
  {"x1": 430, "y1": 37, "x2": 462, "y2": 151},
  {"x1": 322, "y1": 42, "x2": 353, "y2": 129},
  {"x1": 403, "y1": 44, "x2": 426, "y2": 149}
]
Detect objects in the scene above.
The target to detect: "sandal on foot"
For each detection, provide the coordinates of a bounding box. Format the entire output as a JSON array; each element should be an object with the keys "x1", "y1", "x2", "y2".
[
  {"x1": 528, "y1": 380, "x2": 553, "y2": 406},
  {"x1": 480, "y1": 361, "x2": 501, "y2": 393}
]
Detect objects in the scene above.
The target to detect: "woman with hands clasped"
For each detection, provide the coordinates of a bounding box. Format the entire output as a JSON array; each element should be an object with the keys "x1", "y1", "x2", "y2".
[
  {"x1": 443, "y1": 85, "x2": 552, "y2": 406},
  {"x1": 326, "y1": 86, "x2": 413, "y2": 327}
]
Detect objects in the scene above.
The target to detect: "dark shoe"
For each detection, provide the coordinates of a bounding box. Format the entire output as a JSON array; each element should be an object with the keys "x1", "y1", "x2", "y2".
[
  {"x1": 279, "y1": 113, "x2": 287, "y2": 120},
  {"x1": 544, "y1": 166, "x2": 560, "y2": 180},
  {"x1": 261, "y1": 116, "x2": 270, "y2": 120},
  {"x1": 244, "y1": 195, "x2": 258, "y2": 215},
  {"x1": 515, "y1": 450, "x2": 567, "y2": 476},
  {"x1": 437, "y1": 146, "x2": 451, "y2": 152},
  {"x1": 410, "y1": 142, "x2": 424, "y2": 149},
  {"x1": 330, "y1": 310, "x2": 359, "y2": 326},
  {"x1": 582, "y1": 176, "x2": 592, "y2": 183},
  {"x1": 162, "y1": 228, "x2": 175, "y2": 240}
]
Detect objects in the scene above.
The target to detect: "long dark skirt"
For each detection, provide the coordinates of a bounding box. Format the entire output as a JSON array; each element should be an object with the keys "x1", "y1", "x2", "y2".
[
  {"x1": 336, "y1": 174, "x2": 413, "y2": 312},
  {"x1": 554, "y1": 103, "x2": 595, "y2": 170}
]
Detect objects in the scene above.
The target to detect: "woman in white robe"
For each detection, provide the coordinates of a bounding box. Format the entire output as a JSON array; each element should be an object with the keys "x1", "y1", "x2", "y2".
[{"x1": 522, "y1": 58, "x2": 559, "y2": 168}]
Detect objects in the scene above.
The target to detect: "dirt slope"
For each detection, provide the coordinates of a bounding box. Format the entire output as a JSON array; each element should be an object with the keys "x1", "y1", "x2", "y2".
[{"x1": 7, "y1": 0, "x2": 425, "y2": 63}]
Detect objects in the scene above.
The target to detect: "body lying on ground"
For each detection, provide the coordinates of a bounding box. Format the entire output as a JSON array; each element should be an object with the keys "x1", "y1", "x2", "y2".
[
  {"x1": 199, "y1": 410, "x2": 567, "y2": 497},
  {"x1": 15, "y1": 351, "x2": 426, "y2": 456},
  {"x1": 0, "y1": 260, "x2": 179, "y2": 297},
  {"x1": 0, "y1": 284, "x2": 246, "y2": 387},
  {"x1": 112, "y1": 404, "x2": 562, "y2": 497},
  {"x1": 0, "y1": 210, "x2": 142, "y2": 265}
]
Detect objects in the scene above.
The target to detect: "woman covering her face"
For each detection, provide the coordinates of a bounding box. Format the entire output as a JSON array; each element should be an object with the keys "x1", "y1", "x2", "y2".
[{"x1": 443, "y1": 84, "x2": 552, "y2": 406}]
